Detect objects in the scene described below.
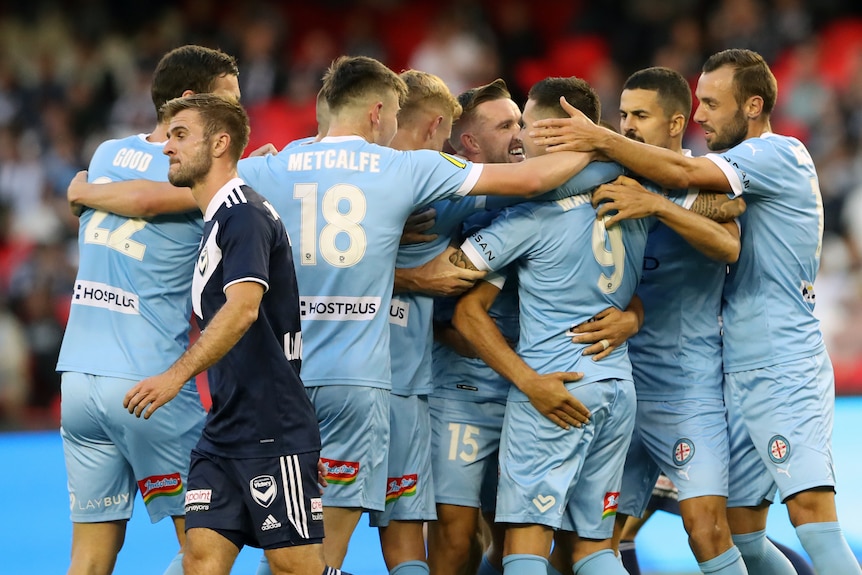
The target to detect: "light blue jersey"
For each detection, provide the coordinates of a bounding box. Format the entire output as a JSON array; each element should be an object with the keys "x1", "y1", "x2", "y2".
[
  {"x1": 238, "y1": 136, "x2": 482, "y2": 389},
  {"x1": 706, "y1": 133, "x2": 825, "y2": 372},
  {"x1": 629, "y1": 189, "x2": 726, "y2": 401},
  {"x1": 461, "y1": 178, "x2": 650, "y2": 401},
  {"x1": 391, "y1": 196, "x2": 496, "y2": 396},
  {"x1": 57, "y1": 134, "x2": 203, "y2": 378}
]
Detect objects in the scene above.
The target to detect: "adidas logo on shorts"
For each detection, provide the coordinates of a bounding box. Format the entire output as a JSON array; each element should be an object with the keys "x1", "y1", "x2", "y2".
[{"x1": 261, "y1": 514, "x2": 282, "y2": 531}]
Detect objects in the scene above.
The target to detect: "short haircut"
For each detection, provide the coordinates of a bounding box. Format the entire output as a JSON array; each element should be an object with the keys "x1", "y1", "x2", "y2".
[
  {"x1": 152, "y1": 45, "x2": 239, "y2": 121},
  {"x1": 703, "y1": 49, "x2": 777, "y2": 115},
  {"x1": 527, "y1": 76, "x2": 600, "y2": 123},
  {"x1": 398, "y1": 69, "x2": 462, "y2": 124},
  {"x1": 456, "y1": 78, "x2": 511, "y2": 126},
  {"x1": 161, "y1": 93, "x2": 250, "y2": 163},
  {"x1": 623, "y1": 67, "x2": 692, "y2": 122},
  {"x1": 321, "y1": 55, "x2": 408, "y2": 111}
]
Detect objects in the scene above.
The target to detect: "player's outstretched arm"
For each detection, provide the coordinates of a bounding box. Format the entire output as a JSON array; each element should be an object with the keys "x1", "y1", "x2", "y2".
[
  {"x1": 569, "y1": 296, "x2": 644, "y2": 361},
  {"x1": 395, "y1": 246, "x2": 486, "y2": 297},
  {"x1": 593, "y1": 176, "x2": 741, "y2": 263},
  {"x1": 451, "y1": 255, "x2": 589, "y2": 430},
  {"x1": 469, "y1": 150, "x2": 594, "y2": 198},
  {"x1": 124, "y1": 281, "x2": 264, "y2": 419},
  {"x1": 530, "y1": 98, "x2": 731, "y2": 191},
  {"x1": 68, "y1": 171, "x2": 196, "y2": 217}
]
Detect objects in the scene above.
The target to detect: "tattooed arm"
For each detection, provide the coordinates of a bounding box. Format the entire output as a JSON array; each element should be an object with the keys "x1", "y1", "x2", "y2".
[
  {"x1": 690, "y1": 192, "x2": 746, "y2": 223},
  {"x1": 592, "y1": 176, "x2": 741, "y2": 263},
  {"x1": 449, "y1": 248, "x2": 483, "y2": 271}
]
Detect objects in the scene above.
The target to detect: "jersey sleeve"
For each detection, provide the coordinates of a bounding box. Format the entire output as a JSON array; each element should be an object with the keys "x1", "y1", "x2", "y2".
[
  {"x1": 217, "y1": 206, "x2": 274, "y2": 292},
  {"x1": 407, "y1": 150, "x2": 484, "y2": 207},
  {"x1": 460, "y1": 205, "x2": 538, "y2": 273},
  {"x1": 704, "y1": 139, "x2": 784, "y2": 200},
  {"x1": 533, "y1": 161, "x2": 625, "y2": 201}
]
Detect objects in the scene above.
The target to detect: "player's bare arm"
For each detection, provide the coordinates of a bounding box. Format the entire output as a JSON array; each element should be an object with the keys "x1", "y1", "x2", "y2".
[
  {"x1": 690, "y1": 193, "x2": 746, "y2": 223},
  {"x1": 530, "y1": 98, "x2": 732, "y2": 191},
  {"x1": 593, "y1": 176, "x2": 741, "y2": 263},
  {"x1": 124, "y1": 281, "x2": 264, "y2": 419},
  {"x1": 395, "y1": 246, "x2": 486, "y2": 297},
  {"x1": 448, "y1": 247, "x2": 482, "y2": 271},
  {"x1": 569, "y1": 296, "x2": 644, "y2": 361},
  {"x1": 68, "y1": 171, "x2": 196, "y2": 217},
  {"x1": 452, "y1": 264, "x2": 589, "y2": 430},
  {"x1": 469, "y1": 149, "x2": 594, "y2": 197}
]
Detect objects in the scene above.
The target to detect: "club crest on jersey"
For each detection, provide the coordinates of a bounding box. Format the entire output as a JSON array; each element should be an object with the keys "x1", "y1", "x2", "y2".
[
  {"x1": 250, "y1": 475, "x2": 277, "y2": 508},
  {"x1": 439, "y1": 151, "x2": 467, "y2": 169},
  {"x1": 198, "y1": 248, "x2": 208, "y2": 274},
  {"x1": 768, "y1": 435, "x2": 790, "y2": 464},
  {"x1": 800, "y1": 280, "x2": 815, "y2": 303},
  {"x1": 603, "y1": 492, "x2": 620, "y2": 519},
  {"x1": 321, "y1": 458, "x2": 360, "y2": 485},
  {"x1": 673, "y1": 438, "x2": 695, "y2": 466}
]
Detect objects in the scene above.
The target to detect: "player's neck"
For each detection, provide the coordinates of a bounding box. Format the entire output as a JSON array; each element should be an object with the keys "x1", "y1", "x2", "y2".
[
  {"x1": 148, "y1": 123, "x2": 169, "y2": 143},
  {"x1": 747, "y1": 117, "x2": 772, "y2": 139},
  {"x1": 326, "y1": 119, "x2": 374, "y2": 143},
  {"x1": 191, "y1": 165, "x2": 240, "y2": 213}
]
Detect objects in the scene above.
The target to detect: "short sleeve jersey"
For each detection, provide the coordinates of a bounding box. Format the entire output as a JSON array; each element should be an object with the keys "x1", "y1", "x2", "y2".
[
  {"x1": 704, "y1": 133, "x2": 825, "y2": 372},
  {"x1": 57, "y1": 134, "x2": 203, "y2": 379},
  {"x1": 238, "y1": 136, "x2": 482, "y2": 390},
  {"x1": 461, "y1": 169, "x2": 653, "y2": 401},
  {"x1": 193, "y1": 178, "x2": 319, "y2": 458},
  {"x1": 628, "y1": 188, "x2": 726, "y2": 401}
]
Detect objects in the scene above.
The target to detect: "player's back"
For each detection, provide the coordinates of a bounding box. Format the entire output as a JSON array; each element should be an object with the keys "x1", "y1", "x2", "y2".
[
  {"x1": 57, "y1": 134, "x2": 203, "y2": 379},
  {"x1": 238, "y1": 136, "x2": 480, "y2": 389},
  {"x1": 716, "y1": 133, "x2": 824, "y2": 371}
]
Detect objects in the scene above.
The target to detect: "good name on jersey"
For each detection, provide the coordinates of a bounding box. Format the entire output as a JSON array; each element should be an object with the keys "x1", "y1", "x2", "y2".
[
  {"x1": 299, "y1": 296, "x2": 380, "y2": 320},
  {"x1": 286, "y1": 149, "x2": 381, "y2": 173},
  {"x1": 111, "y1": 148, "x2": 154, "y2": 172},
  {"x1": 73, "y1": 280, "x2": 139, "y2": 315}
]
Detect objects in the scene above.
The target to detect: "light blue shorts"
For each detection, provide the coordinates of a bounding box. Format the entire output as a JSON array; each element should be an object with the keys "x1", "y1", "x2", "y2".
[
  {"x1": 308, "y1": 385, "x2": 389, "y2": 512},
  {"x1": 369, "y1": 394, "x2": 436, "y2": 526},
  {"x1": 429, "y1": 396, "x2": 505, "y2": 511},
  {"x1": 619, "y1": 397, "x2": 729, "y2": 518},
  {"x1": 726, "y1": 350, "x2": 836, "y2": 506},
  {"x1": 61, "y1": 372, "x2": 205, "y2": 523},
  {"x1": 496, "y1": 378, "x2": 635, "y2": 539}
]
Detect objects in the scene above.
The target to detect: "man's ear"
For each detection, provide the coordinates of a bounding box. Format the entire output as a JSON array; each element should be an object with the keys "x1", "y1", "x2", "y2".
[
  {"x1": 461, "y1": 132, "x2": 480, "y2": 156},
  {"x1": 212, "y1": 133, "x2": 231, "y2": 158},
  {"x1": 426, "y1": 115, "x2": 444, "y2": 142},
  {"x1": 370, "y1": 101, "x2": 384, "y2": 129},
  {"x1": 745, "y1": 95, "x2": 764, "y2": 120},
  {"x1": 668, "y1": 112, "x2": 687, "y2": 139}
]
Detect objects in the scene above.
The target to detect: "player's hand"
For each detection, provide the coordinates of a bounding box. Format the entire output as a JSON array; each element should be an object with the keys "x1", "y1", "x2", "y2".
[
  {"x1": 248, "y1": 143, "x2": 278, "y2": 157},
  {"x1": 401, "y1": 207, "x2": 438, "y2": 245},
  {"x1": 67, "y1": 170, "x2": 89, "y2": 217},
  {"x1": 519, "y1": 371, "x2": 590, "y2": 430},
  {"x1": 408, "y1": 247, "x2": 486, "y2": 297},
  {"x1": 567, "y1": 306, "x2": 639, "y2": 361},
  {"x1": 123, "y1": 374, "x2": 184, "y2": 419},
  {"x1": 317, "y1": 459, "x2": 328, "y2": 493},
  {"x1": 529, "y1": 97, "x2": 605, "y2": 153},
  {"x1": 592, "y1": 176, "x2": 663, "y2": 225}
]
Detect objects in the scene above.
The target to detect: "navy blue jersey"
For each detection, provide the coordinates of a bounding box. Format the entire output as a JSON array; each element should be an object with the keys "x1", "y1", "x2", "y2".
[{"x1": 193, "y1": 178, "x2": 319, "y2": 458}]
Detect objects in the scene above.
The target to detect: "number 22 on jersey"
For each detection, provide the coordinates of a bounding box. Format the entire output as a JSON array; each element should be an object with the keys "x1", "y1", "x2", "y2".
[{"x1": 84, "y1": 210, "x2": 147, "y2": 260}]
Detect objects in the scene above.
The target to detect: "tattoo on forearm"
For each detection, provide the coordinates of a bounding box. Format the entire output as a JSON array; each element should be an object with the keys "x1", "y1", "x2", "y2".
[
  {"x1": 449, "y1": 249, "x2": 480, "y2": 271},
  {"x1": 691, "y1": 193, "x2": 741, "y2": 223}
]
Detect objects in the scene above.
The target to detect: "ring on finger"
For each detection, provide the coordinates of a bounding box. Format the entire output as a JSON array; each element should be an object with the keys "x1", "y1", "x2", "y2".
[{"x1": 599, "y1": 339, "x2": 610, "y2": 351}]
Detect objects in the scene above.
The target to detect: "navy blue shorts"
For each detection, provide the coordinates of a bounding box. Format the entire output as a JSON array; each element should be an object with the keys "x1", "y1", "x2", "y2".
[{"x1": 184, "y1": 448, "x2": 324, "y2": 550}]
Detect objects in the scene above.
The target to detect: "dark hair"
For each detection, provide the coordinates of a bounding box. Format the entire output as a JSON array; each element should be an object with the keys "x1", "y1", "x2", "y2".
[
  {"x1": 527, "y1": 76, "x2": 600, "y2": 123},
  {"x1": 152, "y1": 45, "x2": 239, "y2": 121},
  {"x1": 321, "y1": 55, "x2": 408, "y2": 110},
  {"x1": 161, "y1": 93, "x2": 250, "y2": 163},
  {"x1": 703, "y1": 49, "x2": 777, "y2": 114},
  {"x1": 623, "y1": 66, "x2": 692, "y2": 122}
]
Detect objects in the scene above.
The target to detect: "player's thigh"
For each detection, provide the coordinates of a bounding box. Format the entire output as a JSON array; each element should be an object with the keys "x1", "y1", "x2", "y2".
[
  {"x1": 724, "y1": 378, "x2": 776, "y2": 508},
  {"x1": 429, "y1": 396, "x2": 504, "y2": 508},
  {"x1": 309, "y1": 385, "x2": 389, "y2": 511},
  {"x1": 61, "y1": 372, "x2": 136, "y2": 523}
]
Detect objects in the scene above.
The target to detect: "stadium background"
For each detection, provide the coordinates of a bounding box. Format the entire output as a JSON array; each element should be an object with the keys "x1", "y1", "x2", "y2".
[{"x1": 1, "y1": 0, "x2": 861, "y2": 573}]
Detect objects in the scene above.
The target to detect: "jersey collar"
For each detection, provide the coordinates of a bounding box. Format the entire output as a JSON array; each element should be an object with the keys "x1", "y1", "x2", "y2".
[{"x1": 204, "y1": 177, "x2": 246, "y2": 221}]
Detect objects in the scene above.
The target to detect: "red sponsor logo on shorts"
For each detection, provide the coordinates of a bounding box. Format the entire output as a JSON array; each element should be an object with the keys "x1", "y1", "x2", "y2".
[
  {"x1": 138, "y1": 473, "x2": 183, "y2": 504},
  {"x1": 385, "y1": 474, "x2": 418, "y2": 503},
  {"x1": 602, "y1": 491, "x2": 620, "y2": 519},
  {"x1": 320, "y1": 458, "x2": 360, "y2": 485}
]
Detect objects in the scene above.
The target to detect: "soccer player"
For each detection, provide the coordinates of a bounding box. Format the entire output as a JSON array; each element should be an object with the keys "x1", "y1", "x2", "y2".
[
  {"x1": 449, "y1": 76, "x2": 643, "y2": 575},
  {"x1": 586, "y1": 66, "x2": 748, "y2": 575},
  {"x1": 531, "y1": 48, "x2": 861, "y2": 575},
  {"x1": 425, "y1": 78, "x2": 525, "y2": 575},
  {"x1": 57, "y1": 45, "x2": 239, "y2": 575},
  {"x1": 123, "y1": 93, "x2": 347, "y2": 575},
  {"x1": 235, "y1": 55, "x2": 598, "y2": 569}
]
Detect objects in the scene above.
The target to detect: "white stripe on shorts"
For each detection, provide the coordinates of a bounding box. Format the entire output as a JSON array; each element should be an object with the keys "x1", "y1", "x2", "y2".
[{"x1": 280, "y1": 455, "x2": 309, "y2": 539}]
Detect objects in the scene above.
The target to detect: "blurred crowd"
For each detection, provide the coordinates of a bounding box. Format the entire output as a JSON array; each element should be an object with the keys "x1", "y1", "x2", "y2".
[{"x1": 1, "y1": 0, "x2": 862, "y2": 429}]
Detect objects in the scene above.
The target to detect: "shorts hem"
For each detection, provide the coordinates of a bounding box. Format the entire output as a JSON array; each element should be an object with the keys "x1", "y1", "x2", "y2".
[
  {"x1": 494, "y1": 514, "x2": 561, "y2": 529},
  {"x1": 778, "y1": 481, "x2": 836, "y2": 503}
]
